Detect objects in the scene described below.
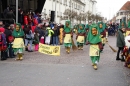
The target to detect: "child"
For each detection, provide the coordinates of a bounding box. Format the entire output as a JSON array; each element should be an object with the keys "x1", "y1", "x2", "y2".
[
  {"x1": 63, "y1": 21, "x2": 73, "y2": 54},
  {"x1": 34, "y1": 30, "x2": 39, "y2": 51},
  {"x1": 87, "y1": 24, "x2": 102, "y2": 70},
  {"x1": 12, "y1": 23, "x2": 24, "y2": 61},
  {"x1": 76, "y1": 24, "x2": 85, "y2": 50}
]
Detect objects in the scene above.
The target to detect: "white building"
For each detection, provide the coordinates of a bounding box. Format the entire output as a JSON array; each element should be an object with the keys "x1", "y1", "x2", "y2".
[
  {"x1": 42, "y1": 0, "x2": 97, "y2": 25},
  {"x1": 116, "y1": 1, "x2": 130, "y2": 24}
]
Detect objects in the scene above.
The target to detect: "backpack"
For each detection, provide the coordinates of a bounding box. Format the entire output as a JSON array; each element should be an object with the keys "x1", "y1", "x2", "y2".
[
  {"x1": 0, "y1": 34, "x2": 7, "y2": 51},
  {"x1": 8, "y1": 35, "x2": 14, "y2": 43}
]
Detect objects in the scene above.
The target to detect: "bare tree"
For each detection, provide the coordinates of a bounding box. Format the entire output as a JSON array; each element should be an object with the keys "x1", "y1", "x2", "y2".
[
  {"x1": 63, "y1": 9, "x2": 77, "y2": 21},
  {"x1": 86, "y1": 11, "x2": 92, "y2": 23}
]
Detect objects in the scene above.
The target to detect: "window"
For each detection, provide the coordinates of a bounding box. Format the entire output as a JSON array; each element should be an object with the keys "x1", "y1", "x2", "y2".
[
  {"x1": 20, "y1": 0, "x2": 23, "y2": 8},
  {"x1": 44, "y1": 9, "x2": 46, "y2": 14},
  {"x1": 49, "y1": 10, "x2": 51, "y2": 15},
  {"x1": 60, "y1": 12, "x2": 62, "y2": 16},
  {"x1": 120, "y1": 12, "x2": 123, "y2": 15}
]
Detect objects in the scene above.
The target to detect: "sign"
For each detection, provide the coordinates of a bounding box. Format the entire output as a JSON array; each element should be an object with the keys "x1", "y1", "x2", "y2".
[{"x1": 39, "y1": 43, "x2": 60, "y2": 56}]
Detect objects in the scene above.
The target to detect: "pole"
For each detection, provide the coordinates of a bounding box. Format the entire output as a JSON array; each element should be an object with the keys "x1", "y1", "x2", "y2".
[
  {"x1": 16, "y1": 0, "x2": 18, "y2": 23},
  {"x1": 55, "y1": 0, "x2": 56, "y2": 23}
]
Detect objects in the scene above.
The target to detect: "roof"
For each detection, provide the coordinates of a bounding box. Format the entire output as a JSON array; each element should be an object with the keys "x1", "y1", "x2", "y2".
[{"x1": 120, "y1": 1, "x2": 130, "y2": 11}]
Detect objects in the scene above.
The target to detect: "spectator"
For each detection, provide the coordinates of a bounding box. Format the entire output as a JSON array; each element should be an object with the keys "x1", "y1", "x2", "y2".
[
  {"x1": 5, "y1": 8, "x2": 15, "y2": 24},
  {"x1": 52, "y1": 24, "x2": 59, "y2": 46},
  {"x1": 4, "y1": 23, "x2": 14, "y2": 58}
]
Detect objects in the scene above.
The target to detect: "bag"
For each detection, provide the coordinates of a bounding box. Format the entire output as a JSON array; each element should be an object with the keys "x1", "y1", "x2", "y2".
[
  {"x1": 0, "y1": 34, "x2": 7, "y2": 51},
  {"x1": 8, "y1": 36, "x2": 14, "y2": 43}
]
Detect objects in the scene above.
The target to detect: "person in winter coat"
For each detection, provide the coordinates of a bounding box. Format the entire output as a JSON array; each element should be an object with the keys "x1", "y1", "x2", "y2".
[
  {"x1": 24, "y1": 25, "x2": 34, "y2": 52},
  {"x1": 52, "y1": 24, "x2": 59, "y2": 46},
  {"x1": 0, "y1": 22, "x2": 7, "y2": 61},
  {"x1": 4, "y1": 23, "x2": 14, "y2": 58},
  {"x1": 116, "y1": 21, "x2": 126, "y2": 61},
  {"x1": 33, "y1": 30, "x2": 39, "y2": 51}
]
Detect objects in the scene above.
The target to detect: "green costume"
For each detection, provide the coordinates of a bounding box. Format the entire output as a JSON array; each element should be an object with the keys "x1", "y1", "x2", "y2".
[
  {"x1": 12, "y1": 23, "x2": 24, "y2": 60},
  {"x1": 87, "y1": 24, "x2": 101, "y2": 69},
  {"x1": 77, "y1": 24, "x2": 86, "y2": 49},
  {"x1": 119, "y1": 21, "x2": 127, "y2": 36},
  {"x1": 119, "y1": 21, "x2": 126, "y2": 29},
  {"x1": 98, "y1": 22, "x2": 106, "y2": 48},
  {"x1": 63, "y1": 21, "x2": 72, "y2": 53},
  {"x1": 128, "y1": 20, "x2": 130, "y2": 29},
  {"x1": 84, "y1": 24, "x2": 90, "y2": 44}
]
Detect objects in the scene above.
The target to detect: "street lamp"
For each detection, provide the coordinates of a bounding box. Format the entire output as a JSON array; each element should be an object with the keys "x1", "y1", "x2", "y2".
[{"x1": 16, "y1": 0, "x2": 18, "y2": 23}]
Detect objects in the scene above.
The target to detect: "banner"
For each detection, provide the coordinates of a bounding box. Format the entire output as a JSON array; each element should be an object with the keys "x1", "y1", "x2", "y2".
[{"x1": 39, "y1": 43, "x2": 60, "y2": 56}]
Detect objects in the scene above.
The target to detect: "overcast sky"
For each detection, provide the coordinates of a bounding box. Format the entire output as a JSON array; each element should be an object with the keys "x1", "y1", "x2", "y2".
[{"x1": 96, "y1": 0, "x2": 130, "y2": 20}]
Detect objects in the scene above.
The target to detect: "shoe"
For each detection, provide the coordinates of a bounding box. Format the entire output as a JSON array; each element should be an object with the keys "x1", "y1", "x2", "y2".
[
  {"x1": 19, "y1": 57, "x2": 23, "y2": 61},
  {"x1": 67, "y1": 51, "x2": 70, "y2": 54},
  {"x1": 28, "y1": 50, "x2": 33, "y2": 52},
  {"x1": 10, "y1": 56, "x2": 15, "y2": 58},
  {"x1": 116, "y1": 57, "x2": 121, "y2": 60},
  {"x1": 25, "y1": 48, "x2": 28, "y2": 51},
  {"x1": 15, "y1": 58, "x2": 20, "y2": 61},
  {"x1": 1, "y1": 58, "x2": 7, "y2": 61},
  {"x1": 92, "y1": 63, "x2": 94, "y2": 66},
  {"x1": 121, "y1": 59, "x2": 125, "y2": 62},
  {"x1": 93, "y1": 65, "x2": 98, "y2": 70}
]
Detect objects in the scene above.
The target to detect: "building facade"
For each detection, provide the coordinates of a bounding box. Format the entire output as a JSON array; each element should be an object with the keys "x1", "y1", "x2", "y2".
[
  {"x1": 116, "y1": 1, "x2": 130, "y2": 24},
  {"x1": 42, "y1": 0, "x2": 97, "y2": 25}
]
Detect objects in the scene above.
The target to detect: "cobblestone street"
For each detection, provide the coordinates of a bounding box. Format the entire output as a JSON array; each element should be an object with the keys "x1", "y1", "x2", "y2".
[{"x1": 0, "y1": 36, "x2": 129, "y2": 86}]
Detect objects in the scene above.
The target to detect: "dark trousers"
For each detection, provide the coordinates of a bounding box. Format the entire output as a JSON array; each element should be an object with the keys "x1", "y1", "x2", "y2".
[
  {"x1": 117, "y1": 47, "x2": 124, "y2": 58},
  {"x1": 8, "y1": 43, "x2": 14, "y2": 58},
  {"x1": 1, "y1": 51, "x2": 8, "y2": 60}
]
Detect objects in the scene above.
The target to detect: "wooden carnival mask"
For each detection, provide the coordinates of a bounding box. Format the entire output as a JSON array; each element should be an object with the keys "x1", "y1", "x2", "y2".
[{"x1": 92, "y1": 28, "x2": 98, "y2": 35}]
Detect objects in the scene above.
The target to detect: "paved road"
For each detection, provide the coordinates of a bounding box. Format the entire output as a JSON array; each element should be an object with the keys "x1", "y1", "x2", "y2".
[{"x1": 0, "y1": 36, "x2": 129, "y2": 86}]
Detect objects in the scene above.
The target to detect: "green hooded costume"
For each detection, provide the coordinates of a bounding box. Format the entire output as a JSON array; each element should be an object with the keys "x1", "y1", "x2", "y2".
[
  {"x1": 98, "y1": 22, "x2": 105, "y2": 33},
  {"x1": 119, "y1": 21, "x2": 126, "y2": 29},
  {"x1": 64, "y1": 20, "x2": 72, "y2": 47},
  {"x1": 128, "y1": 20, "x2": 130, "y2": 29},
  {"x1": 12, "y1": 23, "x2": 24, "y2": 38},
  {"x1": 12, "y1": 23, "x2": 24, "y2": 54},
  {"x1": 97, "y1": 22, "x2": 106, "y2": 47},
  {"x1": 77, "y1": 24, "x2": 86, "y2": 47},
  {"x1": 87, "y1": 24, "x2": 101, "y2": 65}
]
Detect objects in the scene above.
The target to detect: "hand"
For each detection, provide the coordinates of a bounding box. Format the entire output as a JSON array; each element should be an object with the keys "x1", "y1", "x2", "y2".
[{"x1": 86, "y1": 42, "x2": 90, "y2": 45}]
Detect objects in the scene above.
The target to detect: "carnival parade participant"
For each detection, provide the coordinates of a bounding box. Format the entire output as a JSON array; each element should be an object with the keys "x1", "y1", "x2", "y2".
[
  {"x1": 63, "y1": 20, "x2": 73, "y2": 54},
  {"x1": 76, "y1": 24, "x2": 86, "y2": 50},
  {"x1": 116, "y1": 21, "x2": 126, "y2": 61},
  {"x1": 98, "y1": 22, "x2": 106, "y2": 51},
  {"x1": 12, "y1": 23, "x2": 25, "y2": 61},
  {"x1": 125, "y1": 20, "x2": 130, "y2": 36},
  {"x1": 87, "y1": 24, "x2": 103, "y2": 70},
  {"x1": 59, "y1": 25, "x2": 64, "y2": 45},
  {"x1": 123, "y1": 35, "x2": 130, "y2": 68}
]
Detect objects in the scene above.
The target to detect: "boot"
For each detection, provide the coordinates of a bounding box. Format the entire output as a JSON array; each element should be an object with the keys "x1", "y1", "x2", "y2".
[
  {"x1": 93, "y1": 64, "x2": 98, "y2": 70},
  {"x1": 116, "y1": 56, "x2": 121, "y2": 60},
  {"x1": 19, "y1": 54, "x2": 23, "y2": 61},
  {"x1": 78, "y1": 45, "x2": 80, "y2": 50},
  {"x1": 1, "y1": 51, "x2": 7, "y2": 61},
  {"x1": 15, "y1": 54, "x2": 20, "y2": 61},
  {"x1": 66, "y1": 47, "x2": 68, "y2": 53},
  {"x1": 80, "y1": 46, "x2": 83, "y2": 50},
  {"x1": 67, "y1": 47, "x2": 70, "y2": 54},
  {"x1": 25, "y1": 46, "x2": 28, "y2": 51},
  {"x1": 121, "y1": 56, "x2": 125, "y2": 62}
]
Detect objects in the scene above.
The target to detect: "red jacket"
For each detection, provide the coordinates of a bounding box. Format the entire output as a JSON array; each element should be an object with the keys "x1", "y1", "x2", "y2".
[{"x1": 24, "y1": 15, "x2": 28, "y2": 25}]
